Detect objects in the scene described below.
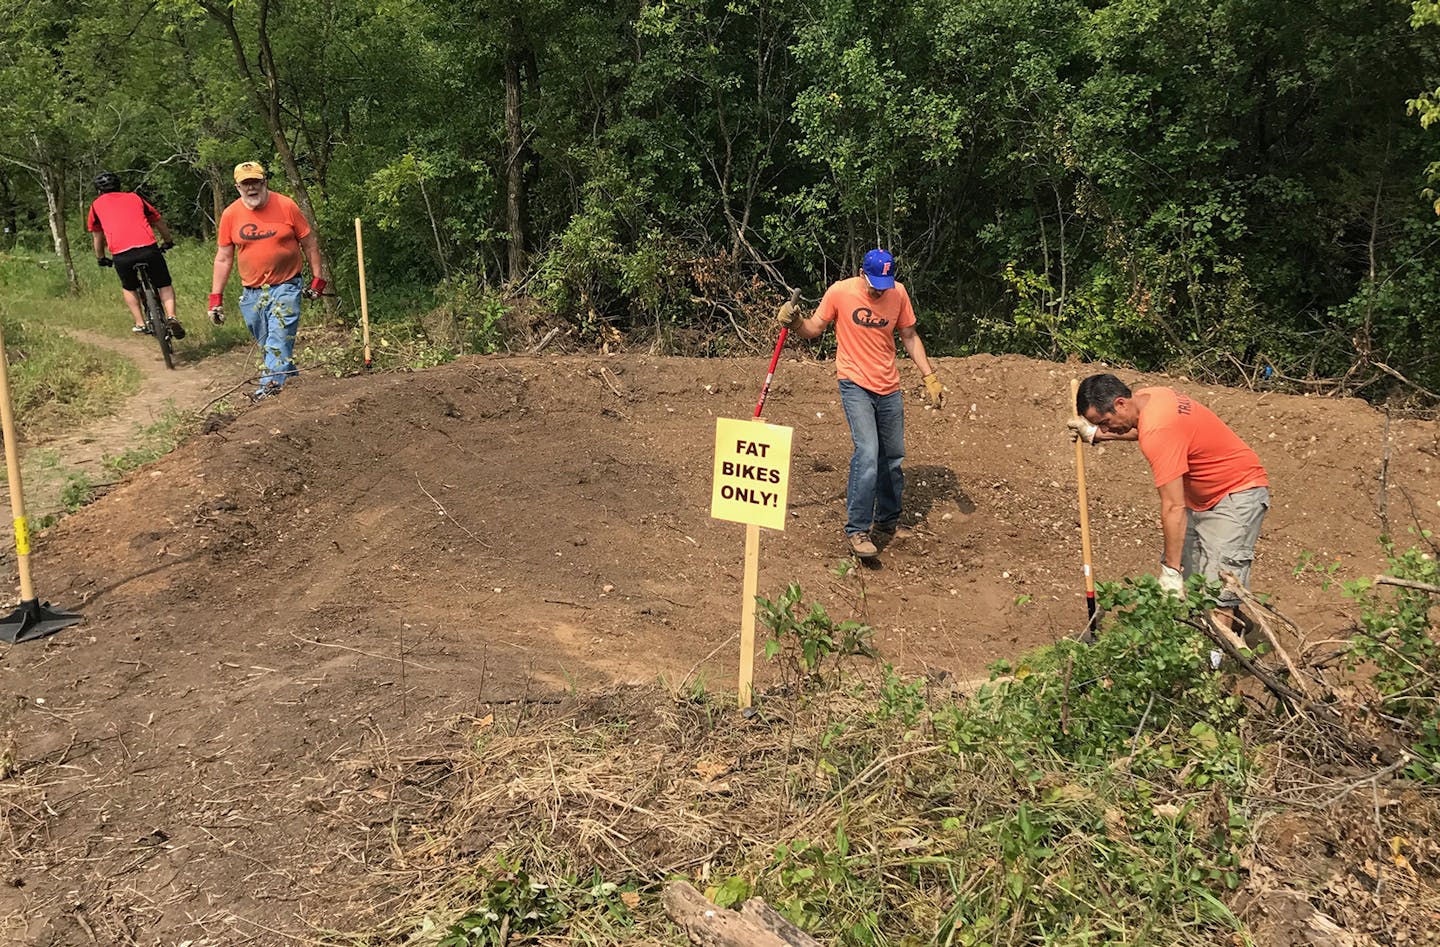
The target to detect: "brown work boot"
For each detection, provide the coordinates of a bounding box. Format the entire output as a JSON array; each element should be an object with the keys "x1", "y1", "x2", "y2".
[
  {"x1": 847, "y1": 532, "x2": 879, "y2": 558},
  {"x1": 873, "y1": 521, "x2": 915, "y2": 542}
]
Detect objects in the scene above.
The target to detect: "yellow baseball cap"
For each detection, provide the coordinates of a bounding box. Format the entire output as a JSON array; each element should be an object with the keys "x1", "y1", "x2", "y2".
[{"x1": 233, "y1": 161, "x2": 266, "y2": 183}]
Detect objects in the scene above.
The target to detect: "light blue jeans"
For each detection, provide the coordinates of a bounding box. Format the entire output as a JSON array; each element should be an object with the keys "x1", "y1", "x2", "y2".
[
  {"x1": 239, "y1": 276, "x2": 303, "y2": 392},
  {"x1": 838, "y1": 379, "x2": 906, "y2": 536}
]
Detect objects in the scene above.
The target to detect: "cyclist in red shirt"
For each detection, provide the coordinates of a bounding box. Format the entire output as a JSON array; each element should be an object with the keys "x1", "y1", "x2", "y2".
[{"x1": 86, "y1": 172, "x2": 185, "y2": 338}]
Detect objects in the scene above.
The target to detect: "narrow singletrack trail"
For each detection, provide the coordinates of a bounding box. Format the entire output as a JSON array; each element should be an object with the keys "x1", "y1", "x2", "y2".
[{"x1": 15, "y1": 328, "x2": 255, "y2": 517}]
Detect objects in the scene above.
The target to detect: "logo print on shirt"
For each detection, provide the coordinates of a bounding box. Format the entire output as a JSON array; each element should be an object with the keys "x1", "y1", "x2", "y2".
[
  {"x1": 1176, "y1": 395, "x2": 1192, "y2": 415},
  {"x1": 850, "y1": 307, "x2": 889, "y2": 329},
  {"x1": 239, "y1": 223, "x2": 279, "y2": 241}
]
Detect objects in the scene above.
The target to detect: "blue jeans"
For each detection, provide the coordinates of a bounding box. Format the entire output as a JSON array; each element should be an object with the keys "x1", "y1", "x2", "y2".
[
  {"x1": 838, "y1": 379, "x2": 905, "y2": 536},
  {"x1": 239, "y1": 277, "x2": 303, "y2": 391}
]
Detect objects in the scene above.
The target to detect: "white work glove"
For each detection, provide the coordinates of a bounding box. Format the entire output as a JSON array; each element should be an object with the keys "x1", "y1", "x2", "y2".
[
  {"x1": 1066, "y1": 416, "x2": 1098, "y2": 444},
  {"x1": 1158, "y1": 563, "x2": 1185, "y2": 598}
]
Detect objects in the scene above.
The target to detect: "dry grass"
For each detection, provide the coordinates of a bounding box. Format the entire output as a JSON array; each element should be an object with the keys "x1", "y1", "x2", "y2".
[{"x1": 308, "y1": 624, "x2": 1440, "y2": 947}]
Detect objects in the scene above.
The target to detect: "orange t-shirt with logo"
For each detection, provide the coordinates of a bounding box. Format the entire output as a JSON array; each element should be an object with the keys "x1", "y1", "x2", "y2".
[
  {"x1": 816, "y1": 276, "x2": 917, "y2": 395},
  {"x1": 218, "y1": 192, "x2": 312, "y2": 288},
  {"x1": 1136, "y1": 386, "x2": 1268, "y2": 511}
]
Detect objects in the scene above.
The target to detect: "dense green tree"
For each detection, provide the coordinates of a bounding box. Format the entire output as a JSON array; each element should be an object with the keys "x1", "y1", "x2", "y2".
[{"x1": 4, "y1": 0, "x2": 1440, "y2": 394}]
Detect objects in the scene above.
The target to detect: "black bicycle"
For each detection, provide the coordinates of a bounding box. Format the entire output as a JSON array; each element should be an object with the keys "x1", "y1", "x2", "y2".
[{"x1": 132, "y1": 261, "x2": 175, "y2": 370}]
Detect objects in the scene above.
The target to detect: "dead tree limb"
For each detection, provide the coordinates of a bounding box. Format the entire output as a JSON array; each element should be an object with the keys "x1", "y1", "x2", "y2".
[
  {"x1": 1220, "y1": 573, "x2": 1315, "y2": 701},
  {"x1": 527, "y1": 326, "x2": 561, "y2": 354},
  {"x1": 663, "y1": 882, "x2": 822, "y2": 947},
  {"x1": 1374, "y1": 575, "x2": 1440, "y2": 595}
]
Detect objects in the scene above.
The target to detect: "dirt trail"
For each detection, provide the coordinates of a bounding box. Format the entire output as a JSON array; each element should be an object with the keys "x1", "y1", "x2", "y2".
[
  {"x1": 16, "y1": 329, "x2": 254, "y2": 517},
  {"x1": 1, "y1": 352, "x2": 1436, "y2": 945}
]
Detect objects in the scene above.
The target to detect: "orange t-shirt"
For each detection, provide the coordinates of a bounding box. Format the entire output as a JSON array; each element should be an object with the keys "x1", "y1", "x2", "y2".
[
  {"x1": 816, "y1": 276, "x2": 917, "y2": 395},
  {"x1": 218, "y1": 192, "x2": 312, "y2": 288},
  {"x1": 1136, "y1": 386, "x2": 1268, "y2": 511}
]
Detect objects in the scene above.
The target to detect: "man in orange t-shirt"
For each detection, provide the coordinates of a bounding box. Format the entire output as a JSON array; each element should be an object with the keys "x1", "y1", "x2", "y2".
[
  {"x1": 779, "y1": 249, "x2": 944, "y2": 558},
  {"x1": 209, "y1": 161, "x2": 325, "y2": 402},
  {"x1": 1071, "y1": 373, "x2": 1270, "y2": 636}
]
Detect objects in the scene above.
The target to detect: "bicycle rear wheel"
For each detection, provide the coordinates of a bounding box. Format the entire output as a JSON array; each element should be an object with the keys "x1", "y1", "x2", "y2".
[{"x1": 138, "y1": 276, "x2": 173, "y2": 370}]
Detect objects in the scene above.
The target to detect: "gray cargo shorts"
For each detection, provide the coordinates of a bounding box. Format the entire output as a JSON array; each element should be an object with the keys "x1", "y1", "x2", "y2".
[{"x1": 1181, "y1": 486, "x2": 1270, "y2": 606}]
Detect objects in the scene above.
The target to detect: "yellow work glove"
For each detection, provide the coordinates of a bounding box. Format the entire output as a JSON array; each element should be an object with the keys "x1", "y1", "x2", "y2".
[{"x1": 922, "y1": 372, "x2": 944, "y2": 408}]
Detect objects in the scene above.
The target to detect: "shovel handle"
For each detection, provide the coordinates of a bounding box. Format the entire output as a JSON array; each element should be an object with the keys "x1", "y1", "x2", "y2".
[
  {"x1": 754, "y1": 289, "x2": 801, "y2": 419},
  {"x1": 1071, "y1": 378, "x2": 1097, "y2": 623}
]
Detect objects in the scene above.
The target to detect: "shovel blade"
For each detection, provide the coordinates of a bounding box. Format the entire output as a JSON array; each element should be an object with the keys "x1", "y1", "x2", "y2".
[{"x1": 0, "y1": 599, "x2": 81, "y2": 644}]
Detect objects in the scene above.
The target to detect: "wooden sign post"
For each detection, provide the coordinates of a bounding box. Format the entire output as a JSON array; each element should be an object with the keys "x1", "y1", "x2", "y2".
[{"x1": 711, "y1": 417, "x2": 793, "y2": 708}]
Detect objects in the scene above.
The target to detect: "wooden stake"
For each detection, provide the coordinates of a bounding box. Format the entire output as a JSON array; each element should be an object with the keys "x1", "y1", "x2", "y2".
[
  {"x1": 354, "y1": 218, "x2": 373, "y2": 369},
  {"x1": 0, "y1": 322, "x2": 34, "y2": 605},
  {"x1": 738, "y1": 522, "x2": 760, "y2": 708},
  {"x1": 1070, "y1": 378, "x2": 1097, "y2": 628},
  {"x1": 0, "y1": 321, "x2": 80, "y2": 643}
]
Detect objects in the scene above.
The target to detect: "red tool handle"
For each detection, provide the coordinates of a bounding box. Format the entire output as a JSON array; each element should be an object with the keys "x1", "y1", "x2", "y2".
[{"x1": 754, "y1": 328, "x2": 788, "y2": 419}]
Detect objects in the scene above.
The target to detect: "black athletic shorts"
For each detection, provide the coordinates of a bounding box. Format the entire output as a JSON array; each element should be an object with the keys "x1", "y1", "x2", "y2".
[{"x1": 113, "y1": 244, "x2": 172, "y2": 293}]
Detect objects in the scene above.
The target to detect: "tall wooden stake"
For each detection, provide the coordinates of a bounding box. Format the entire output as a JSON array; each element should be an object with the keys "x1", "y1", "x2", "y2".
[
  {"x1": 354, "y1": 218, "x2": 373, "y2": 369},
  {"x1": 0, "y1": 320, "x2": 79, "y2": 643}
]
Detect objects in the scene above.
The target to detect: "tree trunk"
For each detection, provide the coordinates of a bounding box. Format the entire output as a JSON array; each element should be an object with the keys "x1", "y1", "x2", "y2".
[
  {"x1": 0, "y1": 173, "x2": 17, "y2": 248},
  {"x1": 203, "y1": 0, "x2": 333, "y2": 313},
  {"x1": 504, "y1": 16, "x2": 527, "y2": 284},
  {"x1": 38, "y1": 159, "x2": 77, "y2": 295},
  {"x1": 207, "y1": 165, "x2": 226, "y2": 238}
]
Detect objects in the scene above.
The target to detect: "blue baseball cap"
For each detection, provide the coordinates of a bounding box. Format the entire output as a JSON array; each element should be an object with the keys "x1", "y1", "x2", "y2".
[{"x1": 862, "y1": 248, "x2": 896, "y2": 290}]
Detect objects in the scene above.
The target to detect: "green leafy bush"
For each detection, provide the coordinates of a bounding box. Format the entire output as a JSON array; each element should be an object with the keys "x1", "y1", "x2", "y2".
[{"x1": 1343, "y1": 542, "x2": 1440, "y2": 779}]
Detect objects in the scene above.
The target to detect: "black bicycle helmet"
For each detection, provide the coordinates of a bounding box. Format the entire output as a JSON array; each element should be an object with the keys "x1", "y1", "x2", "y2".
[{"x1": 93, "y1": 171, "x2": 121, "y2": 193}]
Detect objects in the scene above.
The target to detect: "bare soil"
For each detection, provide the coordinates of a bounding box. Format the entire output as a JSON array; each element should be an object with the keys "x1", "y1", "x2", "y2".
[{"x1": 2, "y1": 351, "x2": 1437, "y2": 944}]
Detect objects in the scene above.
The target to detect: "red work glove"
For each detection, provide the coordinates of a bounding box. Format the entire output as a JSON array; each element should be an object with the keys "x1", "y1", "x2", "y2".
[
  {"x1": 302, "y1": 277, "x2": 327, "y2": 300},
  {"x1": 208, "y1": 293, "x2": 225, "y2": 325}
]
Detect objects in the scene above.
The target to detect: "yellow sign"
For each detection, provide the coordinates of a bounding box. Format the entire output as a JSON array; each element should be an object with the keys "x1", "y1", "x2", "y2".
[{"x1": 711, "y1": 418, "x2": 792, "y2": 531}]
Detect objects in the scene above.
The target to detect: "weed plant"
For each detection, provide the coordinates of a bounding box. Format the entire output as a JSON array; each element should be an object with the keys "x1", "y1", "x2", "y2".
[
  {"x1": 1343, "y1": 540, "x2": 1440, "y2": 780},
  {"x1": 102, "y1": 404, "x2": 197, "y2": 474}
]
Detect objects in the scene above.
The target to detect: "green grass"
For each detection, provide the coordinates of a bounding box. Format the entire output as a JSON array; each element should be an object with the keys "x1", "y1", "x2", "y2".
[
  {"x1": 0, "y1": 239, "x2": 252, "y2": 346},
  {"x1": 0, "y1": 237, "x2": 252, "y2": 437},
  {"x1": 0, "y1": 303, "x2": 139, "y2": 437},
  {"x1": 102, "y1": 403, "x2": 198, "y2": 475}
]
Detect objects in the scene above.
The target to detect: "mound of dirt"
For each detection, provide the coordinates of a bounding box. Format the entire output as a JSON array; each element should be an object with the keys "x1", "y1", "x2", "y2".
[{"x1": 2, "y1": 352, "x2": 1436, "y2": 943}]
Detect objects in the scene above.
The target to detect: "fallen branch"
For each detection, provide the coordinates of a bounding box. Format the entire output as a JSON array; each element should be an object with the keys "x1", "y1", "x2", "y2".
[
  {"x1": 1374, "y1": 575, "x2": 1440, "y2": 595},
  {"x1": 528, "y1": 326, "x2": 561, "y2": 354},
  {"x1": 1187, "y1": 613, "x2": 1405, "y2": 767},
  {"x1": 663, "y1": 881, "x2": 822, "y2": 947},
  {"x1": 1220, "y1": 573, "x2": 1316, "y2": 701}
]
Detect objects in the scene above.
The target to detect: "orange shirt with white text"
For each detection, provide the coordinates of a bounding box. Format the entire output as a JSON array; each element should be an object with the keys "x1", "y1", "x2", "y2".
[
  {"x1": 816, "y1": 276, "x2": 916, "y2": 395},
  {"x1": 1136, "y1": 386, "x2": 1268, "y2": 511},
  {"x1": 218, "y1": 192, "x2": 311, "y2": 288}
]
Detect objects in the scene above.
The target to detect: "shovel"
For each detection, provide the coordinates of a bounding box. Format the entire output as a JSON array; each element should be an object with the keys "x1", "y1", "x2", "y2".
[
  {"x1": 754, "y1": 289, "x2": 802, "y2": 419},
  {"x1": 0, "y1": 320, "x2": 79, "y2": 644}
]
